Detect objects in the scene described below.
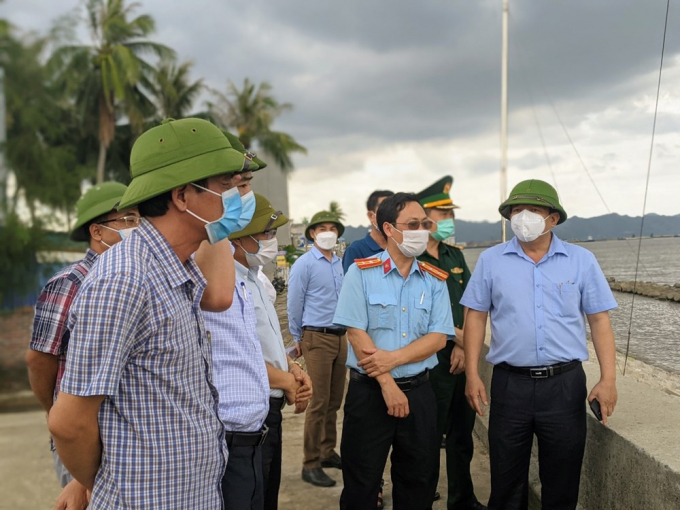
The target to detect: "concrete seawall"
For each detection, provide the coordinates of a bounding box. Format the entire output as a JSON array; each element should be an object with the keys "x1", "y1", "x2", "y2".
[{"x1": 474, "y1": 339, "x2": 680, "y2": 510}]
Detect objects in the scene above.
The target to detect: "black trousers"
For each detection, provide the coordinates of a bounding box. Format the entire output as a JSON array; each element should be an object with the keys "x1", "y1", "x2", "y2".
[
  {"x1": 340, "y1": 377, "x2": 439, "y2": 510},
  {"x1": 261, "y1": 398, "x2": 284, "y2": 510},
  {"x1": 430, "y1": 344, "x2": 479, "y2": 509},
  {"x1": 222, "y1": 435, "x2": 265, "y2": 510},
  {"x1": 488, "y1": 364, "x2": 587, "y2": 510}
]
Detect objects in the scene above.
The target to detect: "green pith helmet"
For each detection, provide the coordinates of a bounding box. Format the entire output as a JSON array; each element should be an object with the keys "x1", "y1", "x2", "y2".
[
  {"x1": 415, "y1": 175, "x2": 459, "y2": 209},
  {"x1": 305, "y1": 211, "x2": 345, "y2": 241},
  {"x1": 222, "y1": 131, "x2": 268, "y2": 171},
  {"x1": 499, "y1": 179, "x2": 567, "y2": 224},
  {"x1": 229, "y1": 194, "x2": 288, "y2": 240},
  {"x1": 70, "y1": 182, "x2": 128, "y2": 242},
  {"x1": 117, "y1": 118, "x2": 248, "y2": 209}
]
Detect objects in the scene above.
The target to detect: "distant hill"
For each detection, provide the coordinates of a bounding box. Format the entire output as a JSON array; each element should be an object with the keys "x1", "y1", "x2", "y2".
[{"x1": 341, "y1": 213, "x2": 680, "y2": 245}]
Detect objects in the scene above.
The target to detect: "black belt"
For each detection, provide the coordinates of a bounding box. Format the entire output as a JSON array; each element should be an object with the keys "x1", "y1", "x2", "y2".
[
  {"x1": 495, "y1": 360, "x2": 581, "y2": 379},
  {"x1": 349, "y1": 369, "x2": 429, "y2": 392},
  {"x1": 269, "y1": 396, "x2": 286, "y2": 411},
  {"x1": 225, "y1": 425, "x2": 269, "y2": 447},
  {"x1": 304, "y1": 326, "x2": 347, "y2": 336}
]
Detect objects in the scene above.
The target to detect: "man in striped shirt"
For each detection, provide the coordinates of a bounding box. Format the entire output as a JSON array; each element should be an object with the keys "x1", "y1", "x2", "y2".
[
  {"x1": 48, "y1": 119, "x2": 252, "y2": 509},
  {"x1": 27, "y1": 182, "x2": 137, "y2": 509}
]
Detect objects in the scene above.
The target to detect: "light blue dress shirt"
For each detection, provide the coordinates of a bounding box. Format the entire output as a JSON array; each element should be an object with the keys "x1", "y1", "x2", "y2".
[
  {"x1": 333, "y1": 250, "x2": 455, "y2": 378},
  {"x1": 460, "y1": 234, "x2": 618, "y2": 367},
  {"x1": 287, "y1": 246, "x2": 344, "y2": 342},
  {"x1": 203, "y1": 267, "x2": 270, "y2": 432},
  {"x1": 241, "y1": 262, "x2": 288, "y2": 399}
]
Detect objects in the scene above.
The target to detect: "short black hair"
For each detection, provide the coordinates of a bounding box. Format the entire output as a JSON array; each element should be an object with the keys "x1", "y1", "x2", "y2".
[
  {"x1": 366, "y1": 190, "x2": 394, "y2": 212},
  {"x1": 82, "y1": 211, "x2": 113, "y2": 241},
  {"x1": 138, "y1": 178, "x2": 209, "y2": 218},
  {"x1": 376, "y1": 192, "x2": 419, "y2": 236}
]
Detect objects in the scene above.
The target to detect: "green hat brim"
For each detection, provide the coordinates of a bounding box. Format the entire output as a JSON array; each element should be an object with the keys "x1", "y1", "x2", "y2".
[
  {"x1": 305, "y1": 221, "x2": 345, "y2": 241},
  {"x1": 117, "y1": 147, "x2": 246, "y2": 209},
  {"x1": 70, "y1": 195, "x2": 123, "y2": 242},
  {"x1": 230, "y1": 212, "x2": 288, "y2": 240},
  {"x1": 499, "y1": 195, "x2": 567, "y2": 225}
]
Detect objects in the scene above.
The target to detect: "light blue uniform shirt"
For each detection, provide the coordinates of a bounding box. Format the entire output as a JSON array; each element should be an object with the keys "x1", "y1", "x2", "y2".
[
  {"x1": 333, "y1": 250, "x2": 455, "y2": 378},
  {"x1": 460, "y1": 234, "x2": 618, "y2": 367},
  {"x1": 287, "y1": 246, "x2": 344, "y2": 342},
  {"x1": 241, "y1": 262, "x2": 288, "y2": 399},
  {"x1": 203, "y1": 267, "x2": 270, "y2": 432}
]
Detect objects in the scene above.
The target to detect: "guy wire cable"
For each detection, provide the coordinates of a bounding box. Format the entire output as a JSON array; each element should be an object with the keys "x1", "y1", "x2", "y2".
[{"x1": 624, "y1": 0, "x2": 671, "y2": 375}]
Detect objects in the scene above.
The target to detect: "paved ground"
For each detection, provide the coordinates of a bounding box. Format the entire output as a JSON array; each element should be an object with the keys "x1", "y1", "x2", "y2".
[{"x1": 0, "y1": 405, "x2": 490, "y2": 509}]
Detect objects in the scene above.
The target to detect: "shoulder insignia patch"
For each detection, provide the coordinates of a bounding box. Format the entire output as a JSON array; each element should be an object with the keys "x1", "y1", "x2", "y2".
[
  {"x1": 354, "y1": 257, "x2": 382, "y2": 270},
  {"x1": 418, "y1": 261, "x2": 449, "y2": 281},
  {"x1": 451, "y1": 267, "x2": 464, "y2": 274}
]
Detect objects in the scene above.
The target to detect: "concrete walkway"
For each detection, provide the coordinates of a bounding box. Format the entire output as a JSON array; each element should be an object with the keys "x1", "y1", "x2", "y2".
[{"x1": 0, "y1": 406, "x2": 491, "y2": 509}]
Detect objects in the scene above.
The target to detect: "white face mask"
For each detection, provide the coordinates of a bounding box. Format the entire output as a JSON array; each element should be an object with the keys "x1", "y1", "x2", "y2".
[
  {"x1": 390, "y1": 228, "x2": 429, "y2": 258},
  {"x1": 510, "y1": 210, "x2": 550, "y2": 243},
  {"x1": 242, "y1": 237, "x2": 279, "y2": 268},
  {"x1": 314, "y1": 231, "x2": 338, "y2": 251},
  {"x1": 100, "y1": 224, "x2": 137, "y2": 244}
]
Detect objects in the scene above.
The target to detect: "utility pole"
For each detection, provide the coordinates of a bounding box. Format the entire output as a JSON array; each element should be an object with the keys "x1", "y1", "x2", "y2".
[{"x1": 500, "y1": 0, "x2": 509, "y2": 242}]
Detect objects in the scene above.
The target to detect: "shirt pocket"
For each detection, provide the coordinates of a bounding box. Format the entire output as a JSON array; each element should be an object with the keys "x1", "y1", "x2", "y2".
[
  {"x1": 552, "y1": 282, "x2": 582, "y2": 318},
  {"x1": 414, "y1": 296, "x2": 433, "y2": 332},
  {"x1": 368, "y1": 294, "x2": 397, "y2": 330}
]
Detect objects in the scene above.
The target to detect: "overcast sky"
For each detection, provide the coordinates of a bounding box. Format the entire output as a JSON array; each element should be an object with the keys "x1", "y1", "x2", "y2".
[{"x1": 5, "y1": 0, "x2": 680, "y2": 226}]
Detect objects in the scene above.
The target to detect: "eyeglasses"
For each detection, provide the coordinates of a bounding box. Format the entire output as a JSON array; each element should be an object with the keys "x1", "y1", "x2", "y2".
[
  {"x1": 261, "y1": 230, "x2": 277, "y2": 240},
  {"x1": 99, "y1": 216, "x2": 141, "y2": 228},
  {"x1": 393, "y1": 220, "x2": 434, "y2": 231}
]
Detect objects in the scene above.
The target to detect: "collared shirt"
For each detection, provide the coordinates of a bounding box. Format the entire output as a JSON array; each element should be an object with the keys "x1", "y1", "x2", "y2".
[
  {"x1": 418, "y1": 243, "x2": 471, "y2": 329},
  {"x1": 61, "y1": 220, "x2": 226, "y2": 510},
  {"x1": 287, "y1": 246, "x2": 344, "y2": 342},
  {"x1": 242, "y1": 262, "x2": 288, "y2": 398},
  {"x1": 203, "y1": 262, "x2": 270, "y2": 431},
  {"x1": 30, "y1": 249, "x2": 97, "y2": 397},
  {"x1": 333, "y1": 250, "x2": 455, "y2": 378},
  {"x1": 460, "y1": 233, "x2": 618, "y2": 367},
  {"x1": 342, "y1": 231, "x2": 383, "y2": 273}
]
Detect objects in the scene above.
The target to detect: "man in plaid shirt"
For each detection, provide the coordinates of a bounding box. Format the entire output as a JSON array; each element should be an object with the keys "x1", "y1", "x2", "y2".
[
  {"x1": 48, "y1": 118, "x2": 255, "y2": 509},
  {"x1": 27, "y1": 182, "x2": 138, "y2": 509}
]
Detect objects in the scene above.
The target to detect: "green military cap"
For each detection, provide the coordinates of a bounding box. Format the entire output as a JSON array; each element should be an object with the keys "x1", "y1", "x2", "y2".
[
  {"x1": 70, "y1": 181, "x2": 128, "y2": 241},
  {"x1": 117, "y1": 118, "x2": 247, "y2": 209},
  {"x1": 305, "y1": 211, "x2": 345, "y2": 241},
  {"x1": 229, "y1": 194, "x2": 288, "y2": 240},
  {"x1": 222, "y1": 131, "x2": 268, "y2": 171},
  {"x1": 415, "y1": 176, "x2": 459, "y2": 209},
  {"x1": 499, "y1": 179, "x2": 567, "y2": 224}
]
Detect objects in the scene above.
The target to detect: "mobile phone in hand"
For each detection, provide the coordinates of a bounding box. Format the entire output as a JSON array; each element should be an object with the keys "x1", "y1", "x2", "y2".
[{"x1": 589, "y1": 398, "x2": 603, "y2": 421}]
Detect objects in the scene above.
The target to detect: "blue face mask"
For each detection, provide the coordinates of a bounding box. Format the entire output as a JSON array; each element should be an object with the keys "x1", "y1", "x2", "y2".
[
  {"x1": 431, "y1": 219, "x2": 455, "y2": 242},
  {"x1": 233, "y1": 191, "x2": 256, "y2": 233},
  {"x1": 186, "y1": 185, "x2": 243, "y2": 244}
]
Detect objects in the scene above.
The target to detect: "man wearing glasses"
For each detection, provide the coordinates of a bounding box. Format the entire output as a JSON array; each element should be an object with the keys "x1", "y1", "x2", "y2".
[
  {"x1": 230, "y1": 194, "x2": 313, "y2": 509},
  {"x1": 26, "y1": 182, "x2": 139, "y2": 509},
  {"x1": 48, "y1": 118, "x2": 253, "y2": 509},
  {"x1": 333, "y1": 192, "x2": 455, "y2": 509}
]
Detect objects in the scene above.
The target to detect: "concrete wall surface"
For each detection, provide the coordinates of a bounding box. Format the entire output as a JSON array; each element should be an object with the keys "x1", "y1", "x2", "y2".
[{"x1": 473, "y1": 341, "x2": 680, "y2": 510}]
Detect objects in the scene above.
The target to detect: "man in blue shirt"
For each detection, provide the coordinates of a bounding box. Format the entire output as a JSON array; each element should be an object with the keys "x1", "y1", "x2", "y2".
[
  {"x1": 288, "y1": 210, "x2": 346, "y2": 488},
  {"x1": 342, "y1": 190, "x2": 394, "y2": 273},
  {"x1": 333, "y1": 193, "x2": 455, "y2": 510},
  {"x1": 462, "y1": 180, "x2": 618, "y2": 510}
]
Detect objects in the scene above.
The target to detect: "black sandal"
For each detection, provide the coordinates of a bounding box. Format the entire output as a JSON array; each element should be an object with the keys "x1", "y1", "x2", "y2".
[{"x1": 377, "y1": 478, "x2": 385, "y2": 508}]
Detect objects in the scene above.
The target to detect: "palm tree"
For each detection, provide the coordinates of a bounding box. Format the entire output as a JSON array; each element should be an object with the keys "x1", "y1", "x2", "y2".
[
  {"x1": 153, "y1": 60, "x2": 203, "y2": 119},
  {"x1": 329, "y1": 201, "x2": 346, "y2": 221},
  {"x1": 48, "y1": 0, "x2": 174, "y2": 183},
  {"x1": 208, "y1": 78, "x2": 307, "y2": 172}
]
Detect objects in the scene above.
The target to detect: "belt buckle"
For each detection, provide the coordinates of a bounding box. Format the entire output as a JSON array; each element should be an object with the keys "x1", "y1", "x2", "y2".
[
  {"x1": 529, "y1": 367, "x2": 549, "y2": 379},
  {"x1": 398, "y1": 380, "x2": 413, "y2": 392}
]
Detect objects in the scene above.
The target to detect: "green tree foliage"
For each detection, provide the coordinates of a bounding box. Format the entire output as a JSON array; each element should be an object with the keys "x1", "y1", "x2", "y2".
[
  {"x1": 208, "y1": 78, "x2": 307, "y2": 172},
  {"x1": 0, "y1": 213, "x2": 45, "y2": 306},
  {"x1": 48, "y1": 0, "x2": 174, "y2": 183},
  {"x1": 329, "y1": 201, "x2": 346, "y2": 221},
  {"x1": 153, "y1": 60, "x2": 204, "y2": 120}
]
